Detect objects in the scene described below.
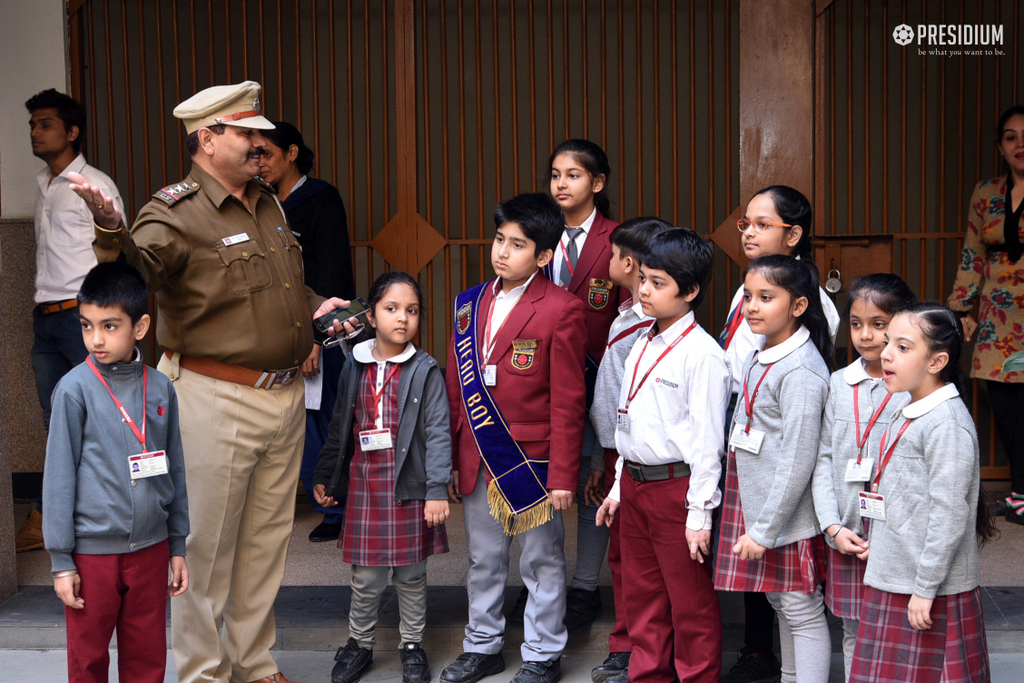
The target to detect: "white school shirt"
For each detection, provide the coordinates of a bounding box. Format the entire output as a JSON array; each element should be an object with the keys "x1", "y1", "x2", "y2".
[
  {"x1": 33, "y1": 154, "x2": 125, "y2": 303},
  {"x1": 724, "y1": 283, "x2": 841, "y2": 395},
  {"x1": 550, "y1": 207, "x2": 598, "y2": 286},
  {"x1": 484, "y1": 271, "x2": 539, "y2": 354},
  {"x1": 351, "y1": 339, "x2": 416, "y2": 429},
  {"x1": 610, "y1": 311, "x2": 731, "y2": 531}
]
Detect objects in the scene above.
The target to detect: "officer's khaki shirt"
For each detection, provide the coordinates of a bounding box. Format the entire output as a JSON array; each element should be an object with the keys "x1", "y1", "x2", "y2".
[{"x1": 94, "y1": 163, "x2": 325, "y2": 371}]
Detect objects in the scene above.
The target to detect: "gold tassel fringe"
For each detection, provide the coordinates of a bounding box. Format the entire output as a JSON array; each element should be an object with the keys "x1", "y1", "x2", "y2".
[{"x1": 487, "y1": 480, "x2": 553, "y2": 536}]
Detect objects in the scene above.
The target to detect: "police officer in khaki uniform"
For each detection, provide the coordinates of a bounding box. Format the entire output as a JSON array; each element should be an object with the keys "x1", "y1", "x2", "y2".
[{"x1": 69, "y1": 81, "x2": 348, "y2": 683}]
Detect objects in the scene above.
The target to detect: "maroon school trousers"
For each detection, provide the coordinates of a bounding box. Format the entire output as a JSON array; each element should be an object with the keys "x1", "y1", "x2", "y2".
[
  {"x1": 66, "y1": 539, "x2": 170, "y2": 683},
  {"x1": 620, "y1": 470, "x2": 722, "y2": 683},
  {"x1": 603, "y1": 447, "x2": 630, "y2": 653}
]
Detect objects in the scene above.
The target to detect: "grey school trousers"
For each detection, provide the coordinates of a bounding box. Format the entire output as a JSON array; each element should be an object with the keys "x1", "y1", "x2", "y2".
[
  {"x1": 765, "y1": 587, "x2": 832, "y2": 683},
  {"x1": 349, "y1": 561, "x2": 428, "y2": 648},
  {"x1": 462, "y1": 469, "x2": 568, "y2": 661}
]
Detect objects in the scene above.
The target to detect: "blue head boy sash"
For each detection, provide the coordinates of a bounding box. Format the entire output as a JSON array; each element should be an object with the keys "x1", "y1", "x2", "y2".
[{"x1": 454, "y1": 282, "x2": 553, "y2": 535}]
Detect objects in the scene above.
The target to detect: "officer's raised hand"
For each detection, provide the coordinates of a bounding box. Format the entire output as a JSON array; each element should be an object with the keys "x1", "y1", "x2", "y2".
[{"x1": 68, "y1": 171, "x2": 122, "y2": 231}]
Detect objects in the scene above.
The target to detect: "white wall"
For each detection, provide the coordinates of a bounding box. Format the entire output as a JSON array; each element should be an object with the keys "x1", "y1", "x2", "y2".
[{"x1": 0, "y1": 0, "x2": 68, "y2": 219}]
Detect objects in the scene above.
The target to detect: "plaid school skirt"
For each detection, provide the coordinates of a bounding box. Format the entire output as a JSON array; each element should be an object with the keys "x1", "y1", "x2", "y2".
[
  {"x1": 850, "y1": 586, "x2": 989, "y2": 683},
  {"x1": 714, "y1": 449, "x2": 827, "y2": 594},
  {"x1": 340, "y1": 364, "x2": 449, "y2": 567},
  {"x1": 826, "y1": 544, "x2": 868, "y2": 620}
]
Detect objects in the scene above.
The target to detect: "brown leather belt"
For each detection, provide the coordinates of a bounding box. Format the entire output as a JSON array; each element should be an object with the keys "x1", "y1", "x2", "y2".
[
  {"x1": 624, "y1": 460, "x2": 691, "y2": 483},
  {"x1": 39, "y1": 298, "x2": 78, "y2": 314},
  {"x1": 165, "y1": 350, "x2": 299, "y2": 389}
]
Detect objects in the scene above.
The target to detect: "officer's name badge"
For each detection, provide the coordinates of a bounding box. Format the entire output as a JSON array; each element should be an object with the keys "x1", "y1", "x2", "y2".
[{"x1": 222, "y1": 232, "x2": 251, "y2": 246}]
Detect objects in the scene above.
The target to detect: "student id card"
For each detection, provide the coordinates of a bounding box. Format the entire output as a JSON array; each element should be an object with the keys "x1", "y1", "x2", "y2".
[
  {"x1": 616, "y1": 408, "x2": 630, "y2": 433},
  {"x1": 730, "y1": 424, "x2": 765, "y2": 455},
  {"x1": 129, "y1": 451, "x2": 168, "y2": 480},
  {"x1": 483, "y1": 365, "x2": 497, "y2": 386},
  {"x1": 845, "y1": 458, "x2": 875, "y2": 482},
  {"x1": 858, "y1": 491, "x2": 886, "y2": 521},
  {"x1": 359, "y1": 429, "x2": 393, "y2": 451}
]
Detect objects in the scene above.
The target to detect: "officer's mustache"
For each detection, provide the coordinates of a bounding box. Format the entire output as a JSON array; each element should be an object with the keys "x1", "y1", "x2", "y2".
[{"x1": 248, "y1": 146, "x2": 266, "y2": 160}]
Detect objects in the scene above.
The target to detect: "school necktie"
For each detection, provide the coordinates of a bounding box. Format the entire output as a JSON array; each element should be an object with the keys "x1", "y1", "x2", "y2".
[{"x1": 559, "y1": 227, "x2": 584, "y2": 287}]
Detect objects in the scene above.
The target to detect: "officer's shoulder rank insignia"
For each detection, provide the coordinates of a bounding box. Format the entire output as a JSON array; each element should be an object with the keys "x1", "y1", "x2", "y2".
[
  {"x1": 511, "y1": 339, "x2": 538, "y2": 370},
  {"x1": 588, "y1": 278, "x2": 613, "y2": 309},
  {"x1": 154, "y1": 179, "x2": 200, "y2": 205}
]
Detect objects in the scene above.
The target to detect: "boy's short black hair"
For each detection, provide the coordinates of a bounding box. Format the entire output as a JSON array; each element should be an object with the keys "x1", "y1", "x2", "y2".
[
  {"x1": 609, "y1": 216, "x2": 673, "y2": 260},
  {"x1": 493, "y1": 192, "x2": 564, "y2": 255},
  {"x1": 78, "y1": 262, "x2": 150, "y2": 324},
  {"x1": 638, "y1": 228, "x2": 715, "y2": 309},
  {"x1": 24, "y1": 89, "x2": 87, "y2": 154}
]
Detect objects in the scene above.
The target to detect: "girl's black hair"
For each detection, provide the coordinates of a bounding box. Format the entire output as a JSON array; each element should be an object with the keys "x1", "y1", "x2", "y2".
[
  {"x1": 744, "y1": 254, "x2": 835, "y2": 371},
  {"x1": 842, "y1": 273, "x2": 918, "y2": 320},
  {"x1": 548, "y1": 139, "x2": 613, "y2": 219},
  {"x1": 996, "y1": 105, "x2": 1024, "y2": 143},
  {"x1": 749, "y1": 185, "x2": 814, "y2": 260},
  {"x1": 264, "y1": 121, "x2": 315, "y2": 175},
  {"x1": 367, "y1": 271, "x2": 423, "y2": 317},
  {"x1": 895, "y1": 300, "x2": 997, "y2": 547}
]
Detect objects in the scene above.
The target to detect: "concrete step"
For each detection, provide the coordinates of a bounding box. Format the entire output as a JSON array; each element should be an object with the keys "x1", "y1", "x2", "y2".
[{"x1": 2, "y1": 585, "x2": 1023, "y2": 653}]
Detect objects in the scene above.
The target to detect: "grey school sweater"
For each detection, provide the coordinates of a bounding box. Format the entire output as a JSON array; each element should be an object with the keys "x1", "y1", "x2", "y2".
[
  {"x1": 812, "y1": 359, "x2": 908, "y2": 541},
  {"x1": 42, "y1": 350, "x2": 189, "y2": 573},
  {"x1": 863, "y1": 383, "x2": 981, "y2": 599},
  {"x1": 589, "y1": 300, "x2": 653, "y2": 470},
  {"x1": 730, "y1": 326, "x2": 830, "y2": 549}
]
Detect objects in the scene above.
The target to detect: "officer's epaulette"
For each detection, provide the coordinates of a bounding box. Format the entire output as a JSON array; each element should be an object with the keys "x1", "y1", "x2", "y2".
[{"x1": 154, "y1": 179, "x2": 200, "y2": 205}]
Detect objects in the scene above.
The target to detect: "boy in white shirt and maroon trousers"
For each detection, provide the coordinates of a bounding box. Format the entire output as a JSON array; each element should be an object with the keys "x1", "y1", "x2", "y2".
[{"x1": 597, "y1": 228, "x2": 730, "y2": 683}]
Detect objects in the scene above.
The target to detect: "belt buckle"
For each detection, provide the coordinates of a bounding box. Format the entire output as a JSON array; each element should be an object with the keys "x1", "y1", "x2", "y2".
[
  {"x1": 273, "y1": 368, "x2": 299, "y2": 386},
  {"x1": 628, "y1": 462, "x2": 644, "y2": 483}
]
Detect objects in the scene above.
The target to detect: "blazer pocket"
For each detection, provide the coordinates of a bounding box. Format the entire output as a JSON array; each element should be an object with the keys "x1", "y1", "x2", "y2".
[
  {"x1": 510, "y1": 422, "x2": 551, "y2": 443},
  {"x1": 507, "y1": 340, "x2": 541, "y2": 376},
  {"x1": 216, "y1": 241, "x2": 273, "y2": 295}
]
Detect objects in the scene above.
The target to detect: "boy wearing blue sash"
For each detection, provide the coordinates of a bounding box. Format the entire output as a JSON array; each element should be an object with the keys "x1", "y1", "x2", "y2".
[{"x1": 442, "y1": 193, "x2": 589, "y2": 683}]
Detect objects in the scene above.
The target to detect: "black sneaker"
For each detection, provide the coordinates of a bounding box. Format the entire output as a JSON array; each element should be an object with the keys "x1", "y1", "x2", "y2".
[
  {"x1": 591, "y1": 652, "x2": 630, "y2": 683},
  {"x1": 400, "y1": 642, "x2": 431, "y2": 683},
  {"x1": 510, "y1": 659, "x2": 561, "y2": 683},
  {"x1": 440, "y1": 652, "x2": 506, "y2": 683},
  {"x1": 563, "y1": 587, "x2": 602, "y2": 631},
  {"x1": 721, "y1": 648, "x2": 782, "y2": 683},
  {"x1": 331, "y1": 638, "x2": 373, "y2": 683},
  {"x1": 507, "y1": 586, "x2": 529, "y2": 624},
  {"x1": 309, "y1": 519, "x2": 343, "y2": 542}
]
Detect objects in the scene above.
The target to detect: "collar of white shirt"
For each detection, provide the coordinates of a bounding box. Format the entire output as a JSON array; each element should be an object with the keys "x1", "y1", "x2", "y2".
[
  {"x1": 757, "y1": 325, "x2": 810, "y2": 364},
  {"x1": 896, "y1": 382, "x2": 960, "y2": 419},
  {"x1": 843, "y1": 356, "x2": 883, "y2": 385},
  {"x1": 352, "y1": 339, "x2": 417, "y2": 364},
  {"x1": 492, "y1": 269, "x2": 539, "y2": 302},
  {"x1": 565, "y1": 207, "x2": 598, "y2": 236},
  {"x1": 647, "y1": 310, "x2": 696, "y2": 342},
  {"x1": 630, "y1": 300, "x2": 644, "y2": 319},
  {"x1": 38, "y1": 153, "x2": 88, "y2": 187}
]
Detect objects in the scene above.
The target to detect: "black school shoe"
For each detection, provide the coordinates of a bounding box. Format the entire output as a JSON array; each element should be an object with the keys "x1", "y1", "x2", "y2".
[
  {"x1": 564, "y1": 587, "x2": 602, "y2": 630},
  {"x1": 400, "y1": 642, "x2": 431, "y2": 683},
  {"x1": 510, "y1": 659, "x2": 561, "y2": 683},
  {"x1": 440, "y1": 652, "x2": 506, "y2": 683},
  {"x1": 721, "y1": 648, "x2": 782, "y2": 683},
  {"x1": 309, "y1": 519, "x2": 343, "y2": 542},
  {"x1": 331, "y1": 638, "x2": 373, "y2": 683},
  {"x1": 591, "y1": 652, "x2": 630, "y2": 683}
]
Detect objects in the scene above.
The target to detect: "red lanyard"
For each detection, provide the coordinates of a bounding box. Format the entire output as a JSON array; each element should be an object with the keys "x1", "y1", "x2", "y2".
[
  {"x1": 367, "y1": 363, "x2": 400, "y2": 426},
  {"x1": 624, "y1": 320, "x2": 697, "y2": 409},
  {"x1": 742, "y1": 359, "x2": 775, "y2": 433},
  {"x1": 872, "y1": 418, "x2": 913, "y2": 493},
  {"x1": 87, "y1": 355, "x2": 147, "y2": 449},
  {"x1": 853, "y1": 384, "x2": 893, "y2": 463},
  {"x1": 722, "y1": 299, "x2": 745, "y2": 350},
  {"x1": 482, "y1": 291, "x2": 514, "y2": 365}
]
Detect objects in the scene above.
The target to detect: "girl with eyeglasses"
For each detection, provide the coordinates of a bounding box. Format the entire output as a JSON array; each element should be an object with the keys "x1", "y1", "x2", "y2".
[{"x1": 716, "y1": 185, "x2": 840, "y2": 683}]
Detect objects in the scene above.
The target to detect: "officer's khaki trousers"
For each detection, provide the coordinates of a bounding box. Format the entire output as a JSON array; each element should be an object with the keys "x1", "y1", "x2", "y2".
[{"x1": 160, "y1": 355, "x2": 305, "y2": 683}]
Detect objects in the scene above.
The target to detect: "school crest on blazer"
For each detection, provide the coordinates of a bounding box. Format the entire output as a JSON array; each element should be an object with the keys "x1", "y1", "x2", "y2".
[
  {"x1": 511, "y1": 339, "x2": 538, "y2": 369},
  {"x1": 457, "y1": 302, "x2": 472, "y2": 334},
  {"x1": 588, "y1": 278, "x2": 613, "y2": 310}
]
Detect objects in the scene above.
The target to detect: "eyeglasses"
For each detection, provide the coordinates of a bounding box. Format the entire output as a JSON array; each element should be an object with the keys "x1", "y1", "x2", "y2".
[{"x1": 737, "y1": 218, "x2": 793, "y2": 233}]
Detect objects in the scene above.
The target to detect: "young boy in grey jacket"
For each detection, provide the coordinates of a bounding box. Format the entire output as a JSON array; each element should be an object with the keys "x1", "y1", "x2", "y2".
[{"x1": 43, "y1": 261, "x2": 189, "y2": 683}]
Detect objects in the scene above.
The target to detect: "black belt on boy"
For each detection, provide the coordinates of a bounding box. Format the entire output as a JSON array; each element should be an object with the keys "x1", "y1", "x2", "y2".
[{"x1": 624, "y1": 459, "x2": 691, "y2": 483}]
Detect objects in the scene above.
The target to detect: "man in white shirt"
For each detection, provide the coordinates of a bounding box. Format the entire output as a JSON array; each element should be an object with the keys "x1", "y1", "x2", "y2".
[{"x1": 16, "y1": 89, "x2": 124, "y2": 553}]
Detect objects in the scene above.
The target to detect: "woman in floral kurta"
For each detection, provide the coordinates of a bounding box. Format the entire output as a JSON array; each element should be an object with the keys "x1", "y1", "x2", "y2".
[{"x1": 948, "y1": 105, "x2": 1024, "y2": 521}]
